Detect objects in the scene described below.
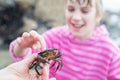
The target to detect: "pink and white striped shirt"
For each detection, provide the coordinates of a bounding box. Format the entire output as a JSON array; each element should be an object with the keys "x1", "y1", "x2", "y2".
[{"x1": 9, "y1": 25, "x2": 120, "y2": 80}]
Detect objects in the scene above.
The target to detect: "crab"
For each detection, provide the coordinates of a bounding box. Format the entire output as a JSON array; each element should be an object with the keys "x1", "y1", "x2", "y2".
[{"x1": 29, "y1": 48, "x2": 63, "y2": 75}]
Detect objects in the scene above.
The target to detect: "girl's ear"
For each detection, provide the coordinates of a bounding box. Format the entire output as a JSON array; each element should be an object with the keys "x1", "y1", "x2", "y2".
[{"x1": 96, "y1": 11, "x2": 103, "y2": 25}]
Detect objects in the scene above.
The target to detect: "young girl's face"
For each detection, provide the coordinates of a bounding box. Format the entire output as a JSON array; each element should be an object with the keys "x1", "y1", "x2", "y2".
[{"x1": 65, "y1": 0, "x2": 100, "y2": 39}]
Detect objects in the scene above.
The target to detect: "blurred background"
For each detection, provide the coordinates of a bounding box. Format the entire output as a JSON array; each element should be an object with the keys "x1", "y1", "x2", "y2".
[{"x1": 0, "y1": 0, "x2": 120, "y2": 69}]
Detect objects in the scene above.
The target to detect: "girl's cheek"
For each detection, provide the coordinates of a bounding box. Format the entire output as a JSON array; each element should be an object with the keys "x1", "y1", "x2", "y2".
[{"x1": 66, "y1": 16, "x2": 70, "y2": 23}]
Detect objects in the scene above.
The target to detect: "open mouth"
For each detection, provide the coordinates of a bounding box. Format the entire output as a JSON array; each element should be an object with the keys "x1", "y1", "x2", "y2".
[{"x1": 71, "y1": 23, "x2": 84, "y2": 30}]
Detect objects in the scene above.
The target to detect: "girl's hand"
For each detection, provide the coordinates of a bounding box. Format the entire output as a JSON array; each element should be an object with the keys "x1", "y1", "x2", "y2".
[
  {"x1": 16, "y1": 30, "x2": 46, "y2": 50},
  {"x1": 13, "y1": 30, "x2": 46, "y2": 57}
]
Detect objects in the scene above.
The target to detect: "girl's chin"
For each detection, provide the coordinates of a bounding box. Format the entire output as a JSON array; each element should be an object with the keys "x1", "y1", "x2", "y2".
[
  {"x1": 71, "y1": 30, "x2": 81, "y2": 37},
  {"x1": 70, "y1": 29, "x2": 88, "y2": 39}
]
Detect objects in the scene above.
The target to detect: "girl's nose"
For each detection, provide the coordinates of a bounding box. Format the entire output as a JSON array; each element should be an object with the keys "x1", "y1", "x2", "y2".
[{"x1": 72, "y1": 11, "x2": 82, "y2": 22}]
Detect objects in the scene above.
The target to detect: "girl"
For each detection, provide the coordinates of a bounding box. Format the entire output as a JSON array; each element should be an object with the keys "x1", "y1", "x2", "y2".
[{"x1": 9, "y1": 0, "x2": 120, "y2": 80}]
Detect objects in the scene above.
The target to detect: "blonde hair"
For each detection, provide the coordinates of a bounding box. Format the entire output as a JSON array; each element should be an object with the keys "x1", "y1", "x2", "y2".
[
  {"x1": 95, "y1": 0, "x2": 103, "y2": 24},
  {"x1": 66, "y1": 0, "x2": 103, "y2": 24}
]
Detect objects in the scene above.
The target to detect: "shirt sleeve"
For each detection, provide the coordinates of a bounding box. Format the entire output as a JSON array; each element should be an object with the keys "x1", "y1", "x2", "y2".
[{"x1": 9, "y1": 40, "x2": 32, "y2": 62}]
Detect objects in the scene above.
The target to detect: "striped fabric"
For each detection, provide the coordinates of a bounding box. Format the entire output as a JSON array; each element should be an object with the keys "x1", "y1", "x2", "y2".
[
  {"x1": 9, "y1": 25, "x2": 120, "y2": 80},
  {"x1": 42, "y1": 25, "x2": 120, "y2": 80}
]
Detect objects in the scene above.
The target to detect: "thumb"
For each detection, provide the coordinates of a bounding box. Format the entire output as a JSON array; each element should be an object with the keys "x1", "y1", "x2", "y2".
[
  {"x1": 20, "y1": 54, "x2": 38, "y2": 66},
  {"x1": 38, "y1": 35, "x2": 46, "y2": 50}
]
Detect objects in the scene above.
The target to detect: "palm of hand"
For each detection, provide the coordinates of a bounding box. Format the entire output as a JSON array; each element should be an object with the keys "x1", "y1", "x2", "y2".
[
  {"x1": 6, "y1": 63, "x2": 46, "y2": 80},
  {"x1": 6, "y1": 54, "x2": 49, "y2": 80}
]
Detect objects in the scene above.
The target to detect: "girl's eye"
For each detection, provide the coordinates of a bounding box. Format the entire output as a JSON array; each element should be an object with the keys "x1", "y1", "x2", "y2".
[
  {"x1": 67, "y1": 7, "x2": 75, "y2": 12},
  {"x1": 81, "y1": 8, "x2": 90, "y2": 14}
]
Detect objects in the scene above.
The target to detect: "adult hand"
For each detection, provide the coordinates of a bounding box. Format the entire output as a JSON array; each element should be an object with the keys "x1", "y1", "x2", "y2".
[{"x1": 0, "y1": 54, "x2": 55, "y2": 80}]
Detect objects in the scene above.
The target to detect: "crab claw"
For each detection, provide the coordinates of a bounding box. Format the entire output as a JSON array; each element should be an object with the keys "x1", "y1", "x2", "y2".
[
  {"x1": 52, "y1": 52, "x2": 62, "y2": 59},
  {"x1": 55, "y1": 59, "x2": 63, "y2": 72}
]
